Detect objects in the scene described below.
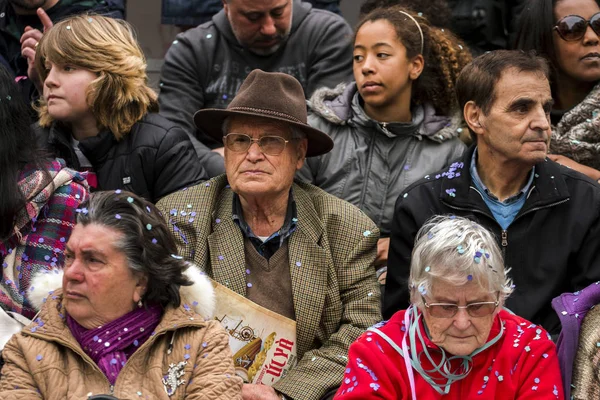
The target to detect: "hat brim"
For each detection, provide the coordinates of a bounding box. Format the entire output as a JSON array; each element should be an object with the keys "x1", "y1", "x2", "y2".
[{"x1": 193, "y1": 108, "x2": 333, "y2": 157}]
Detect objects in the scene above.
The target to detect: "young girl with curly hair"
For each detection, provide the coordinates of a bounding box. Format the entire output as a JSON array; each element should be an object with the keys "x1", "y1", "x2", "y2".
[
  {"x1": 298, "y1": 5, "x2": 471, "y2": 268},
  {"x1": 34, "y1": 14, "x2": 206, "y2": 203}
]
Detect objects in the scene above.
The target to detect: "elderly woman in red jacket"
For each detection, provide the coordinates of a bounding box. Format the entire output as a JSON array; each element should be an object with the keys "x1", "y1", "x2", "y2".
[{"x1": 335, "y1": 215, "x2": 564, "y2": 399}]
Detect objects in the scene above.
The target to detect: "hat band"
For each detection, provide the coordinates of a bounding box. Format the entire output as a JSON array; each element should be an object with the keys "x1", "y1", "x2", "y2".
[{"x1": 228, "y1": 106, "x2": 304, "y2": 124}]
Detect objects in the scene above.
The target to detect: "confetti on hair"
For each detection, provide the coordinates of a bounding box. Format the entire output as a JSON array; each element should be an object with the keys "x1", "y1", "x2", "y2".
[
  {"x1": 171, "y1": 254, "x2": 183, "y2": 260},
  {"x1": 115, "y1": 214, "x2": 122, "y2": 220},
  {"x1": 127, "y1": 197, "x2": 134, "y2": 203},
  {"x1": 115, "y1": 189, "x2": 122, "y2": 194},
  {"x1": 424, "y1": 266, "x2": 431, "y2": 272},
  {"x1": 467, "y1": 275, "x2": 473, "y2": 281},
  {"x1": 457, "y1": 245, "x2": 465, "y2": 254},
  {"x1": 146, "y1": 224, "x2": 152, "y2": 231}
]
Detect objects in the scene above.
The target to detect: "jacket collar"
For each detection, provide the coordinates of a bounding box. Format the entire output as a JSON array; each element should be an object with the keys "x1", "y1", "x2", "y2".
[
  {"x1": 308, "y1": 81, "x2": 462, "y2": 142},
  {"x1": 438, "y1": 146, "x2": 571, "y2": 217},
  {"x1": 23, "y1": 289, "x2": 212, "y2": 356},
  {"x1": 205, "y1": 178, "x2": 328, "y2": 358},
  {"x1": 47, "y1": 122, "x2": 118, "y2": 166},
  {"x1": 213, "y1": 0, "x2": 311, "y2": 51},
  {"x1": 77, "y1": 129, "x2": 118, "y2": 165}
]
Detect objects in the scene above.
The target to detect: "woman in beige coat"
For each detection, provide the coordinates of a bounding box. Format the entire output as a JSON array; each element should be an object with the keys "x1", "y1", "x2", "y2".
[{"x1": 0, "y1": 191, "x2": 242, "y2": 399}]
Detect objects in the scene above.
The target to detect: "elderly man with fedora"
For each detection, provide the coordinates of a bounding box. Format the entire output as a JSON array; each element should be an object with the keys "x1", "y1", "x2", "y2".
[{"x1": 157, "y1": 69, "x2": 381, "y2": 400}]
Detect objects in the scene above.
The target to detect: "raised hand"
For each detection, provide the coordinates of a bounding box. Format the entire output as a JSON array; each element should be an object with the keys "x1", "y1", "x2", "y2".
[{"x1": 20, "y1": 7, "x2": 53, "y2": 90}]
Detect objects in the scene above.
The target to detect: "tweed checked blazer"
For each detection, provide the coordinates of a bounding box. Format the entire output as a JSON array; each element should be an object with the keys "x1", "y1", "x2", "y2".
[{"x1": 157, "y1": 175, "x2": 382, "y2": 400}]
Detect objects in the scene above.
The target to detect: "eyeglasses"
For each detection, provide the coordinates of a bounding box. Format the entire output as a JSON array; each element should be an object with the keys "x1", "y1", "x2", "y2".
[
  {"x1": 423, "y1": 298, "x2": 499, "y2": 318},
  {"x1": 554, "y1": 12, "x2": 600, "y2": 41},
  {"x1": 223, "y1": 133, "x2": 291, "y2": 156}
]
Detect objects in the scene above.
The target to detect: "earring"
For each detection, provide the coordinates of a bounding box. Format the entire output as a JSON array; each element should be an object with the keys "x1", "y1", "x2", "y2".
[{"x1": 138, "y1": 300, "x2": 143, "y2": 308}]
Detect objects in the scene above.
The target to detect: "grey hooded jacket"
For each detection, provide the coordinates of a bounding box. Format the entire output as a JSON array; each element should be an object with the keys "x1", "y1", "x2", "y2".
[
  {"x1": 158, "y1": 0, "x2": 353, "y2": 177},
  {"x1": 298, "y1": 83, "x2": 466, "y2": 236}
]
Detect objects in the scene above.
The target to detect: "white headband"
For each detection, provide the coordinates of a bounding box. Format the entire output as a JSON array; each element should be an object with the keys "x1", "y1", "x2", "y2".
[{"x1": 398, "y1": 11, "x2": 424, "y2": 55}]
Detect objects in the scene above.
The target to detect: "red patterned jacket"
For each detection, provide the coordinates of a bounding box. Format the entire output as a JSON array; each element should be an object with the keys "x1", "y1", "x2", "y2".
[{"x1": 335, "y1": 309, "x2": 564, "y2": 399}]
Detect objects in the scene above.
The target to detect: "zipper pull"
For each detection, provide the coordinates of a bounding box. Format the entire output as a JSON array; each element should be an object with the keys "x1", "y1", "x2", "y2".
[
  {"x1": 501, "y1": 230, "x2": 508, "y2": 247},
  {"x1": 109, "y1": 384, "x2": 114, "y2": 394},
  {"x1": 380, "y1": 122, "x2": 391, "y2": 135}
]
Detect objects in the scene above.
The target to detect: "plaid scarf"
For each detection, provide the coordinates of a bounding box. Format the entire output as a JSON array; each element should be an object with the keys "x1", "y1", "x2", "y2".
[{"x1": 0, "y1": 159, "x2": 88, "y2": 318}]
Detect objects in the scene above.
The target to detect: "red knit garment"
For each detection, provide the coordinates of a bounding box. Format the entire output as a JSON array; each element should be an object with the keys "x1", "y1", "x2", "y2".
[{"x1": 334, "y1": 309, "x2": 564, "y2": 399}]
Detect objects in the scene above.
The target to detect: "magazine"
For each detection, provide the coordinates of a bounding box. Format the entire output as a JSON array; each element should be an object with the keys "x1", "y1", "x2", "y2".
[{"x1": 211, "y1": 279, "x2": 298, "y2": 385}]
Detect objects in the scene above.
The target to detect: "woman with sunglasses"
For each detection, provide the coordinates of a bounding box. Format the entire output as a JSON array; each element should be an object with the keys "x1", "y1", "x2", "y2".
[
  {"x1": 334, "y1": 215, "x2": 563, "y2": 399},
  {"x1": 515, "y1": 0, "x2": 600, "y2": 181}
]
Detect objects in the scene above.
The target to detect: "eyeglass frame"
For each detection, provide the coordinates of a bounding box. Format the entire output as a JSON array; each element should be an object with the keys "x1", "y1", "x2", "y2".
[
  {"x1": 422, "y1": 297, "x2": 500, "y2": 318},
  {"x1": 553, "y1": 12, "x2": 600, "y2": 41},
  {"x1": 222, "y1": 133, "x2": 296, "y2": 156}
]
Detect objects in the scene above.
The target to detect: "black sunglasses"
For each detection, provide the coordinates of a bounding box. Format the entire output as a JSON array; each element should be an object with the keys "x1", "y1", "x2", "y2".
[{"x1": 554, "y1": 12, "x2": 600, "y2": 41}]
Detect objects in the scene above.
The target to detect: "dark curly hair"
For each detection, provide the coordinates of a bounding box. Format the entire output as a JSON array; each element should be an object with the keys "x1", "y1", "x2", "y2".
[
  {"x1": 356, "y1": 5, "x2": 472, "y2": 115},
  {"x1": 359, "y1": 0, "x2": 452, "y2": 28},
  {"x1": 75, "y1": 191, "x2": 192, "y2": 308}
]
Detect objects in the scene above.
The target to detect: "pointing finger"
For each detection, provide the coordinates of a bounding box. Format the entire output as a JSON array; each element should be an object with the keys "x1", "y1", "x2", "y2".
[{"x1": 37, "y1": 7, "x2": 54, "y2": 32}]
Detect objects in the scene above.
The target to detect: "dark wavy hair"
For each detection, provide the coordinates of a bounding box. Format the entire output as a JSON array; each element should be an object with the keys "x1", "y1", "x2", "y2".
[
  {"x1": 513, "y1": 0, "x2": 600, "y2": 91},
  {"x1": 356, "y1": 5, "x2": 472, "y2": 115},
  {"x1": 75, "y1": 191, "x2": 192, "y2": 308},
  {"x1": 359, "y1": 0, "x2": 452, "y2": 28},
  {"x1": 0, "y1": 65, "x2": 47, "y2": 240}
]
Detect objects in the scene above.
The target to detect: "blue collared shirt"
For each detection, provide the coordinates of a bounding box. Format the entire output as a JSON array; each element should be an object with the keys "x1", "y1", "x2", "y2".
[
  {"x1": 232, "y1": 190, "x2": 298, "y2": 259},
  {"x1": 470, "y1": 148, "x2": 535, "y2": 230}
]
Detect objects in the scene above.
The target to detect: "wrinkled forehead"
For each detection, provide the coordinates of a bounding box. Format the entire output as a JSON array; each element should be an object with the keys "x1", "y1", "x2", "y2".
[
  {"x1": 429, "y1": 277, "x2": 494, "y2": 302},
  {"x1": 490, "y1": 68, "x2": 551, "y2": 107},
  {"x1": 226, "y1": 115, "x2": 293, "y2": 137}
]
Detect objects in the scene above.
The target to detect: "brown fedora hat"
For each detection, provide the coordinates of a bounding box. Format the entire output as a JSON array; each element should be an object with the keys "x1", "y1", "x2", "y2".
[{"x1": 193, "y1": 69, "x2": 333, "y2": 157}]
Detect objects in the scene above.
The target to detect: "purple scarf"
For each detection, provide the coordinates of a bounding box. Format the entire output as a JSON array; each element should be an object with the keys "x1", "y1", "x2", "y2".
[{"x1": 67, "y1": 304, "x2": 162, "y2": 384}]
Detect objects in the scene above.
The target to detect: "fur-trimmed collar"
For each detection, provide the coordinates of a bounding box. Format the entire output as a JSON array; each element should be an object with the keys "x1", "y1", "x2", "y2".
[
  {"x1": 307, "y1": 82, "x2": 466, "y2": 143},
  {"x1": 28, "y1": 264, "x2": 216, "y2": 319}
]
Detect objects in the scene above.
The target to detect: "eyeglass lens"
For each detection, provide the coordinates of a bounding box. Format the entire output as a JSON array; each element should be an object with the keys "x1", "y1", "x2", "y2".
[
  {"x1": 428, "y1": 302, "x2": 497, "y2": 318},
  {"x1": 224, "y1": 134, "x2": 287, "y2": 155},
  {"x1": 556, "y1": 13, "x2": 600, "y2": 41}
]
